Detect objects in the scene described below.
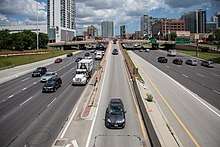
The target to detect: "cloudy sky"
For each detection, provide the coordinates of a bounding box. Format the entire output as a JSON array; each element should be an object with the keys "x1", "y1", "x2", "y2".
[{"x1": 0, "y1": 0, "x2": 219, "y2": 35}]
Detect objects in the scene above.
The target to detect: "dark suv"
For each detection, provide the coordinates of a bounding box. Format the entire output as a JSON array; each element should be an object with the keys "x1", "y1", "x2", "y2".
[
  {"x1": 32, "y1": 67, "x2": 47, "y2": 77},
  {"x1": 173, "y1": 58, "x2": 183, "y2": 65},
  {"x1": 105, "y1": 98, "x2": 126, "y2": 129},
  {"x1": 42, "y1": 77, "x2": 62, "y2": 93}
]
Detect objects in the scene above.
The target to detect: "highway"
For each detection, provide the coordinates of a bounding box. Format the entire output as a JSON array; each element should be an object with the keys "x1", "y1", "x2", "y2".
[
  {"x1": 0, "y1": 51, "x2": 100, "y2": 147},
  {"x1": 129, "y1": 51, "x2": 220, "y2": 147},
  {"x1": 133, "y1": 50, "x2": 220, "y2": 110},
  {"x1": 86, "y1": 43, "x2": 146, "y2": 147}
]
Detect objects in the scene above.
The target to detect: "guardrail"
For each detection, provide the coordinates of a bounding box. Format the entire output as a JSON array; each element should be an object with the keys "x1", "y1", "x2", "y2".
[{"x1": 119, "y1": 42, "x2": 161, "y2": 147}]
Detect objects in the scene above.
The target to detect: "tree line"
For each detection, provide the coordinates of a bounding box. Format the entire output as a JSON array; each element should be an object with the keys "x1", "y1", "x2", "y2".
[{"x1": 0, "y1": 30, "x2": 48, "y2": 50}]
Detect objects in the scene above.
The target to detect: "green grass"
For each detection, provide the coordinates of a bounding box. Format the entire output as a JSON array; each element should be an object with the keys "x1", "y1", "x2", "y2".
[
  {"x1": 0, "y1": 50, "x2": 75, "y2": 70},
  {"x1": 178, "y1": 50, "x2": 220, "y2": 64}
]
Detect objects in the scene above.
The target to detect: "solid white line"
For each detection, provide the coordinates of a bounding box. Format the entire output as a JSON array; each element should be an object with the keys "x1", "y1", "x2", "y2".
[
  {"x1": 213, "y1": 90, "x2": 220, "y2": 95},
  {"x1": 60, "y1": 106, "x2": 78, "y2": 138},
  {"x1": 21, "y1": 77, "x2": 30, "y2": 82},
  {"x1": 85, "y1": 43, "x2": 110, "y2": 147},
  {"x1": 196, "y1": 73, "x2": 205, "y2": 77},
  {"x1": 182, "y1": 74, "x2": 189, "y2": 78},
  {"x1": 47, "y1": 98, "x2": 56, "y2": 107},
  {"x1": 71, "y1": 140, "x2": 79, "y2": 147},
  {"x1": 131, "y1": 52, "x2": 220, "y2": 118},
  {"x1": 22, "y1": 87, "x2": 27, "y2": 91},
  {"x1": 20, "y1": 96, "x2": 33, "y2": 106},
  {"x1": 8, "y1": 95, "x2": 14, "y2": 98}
]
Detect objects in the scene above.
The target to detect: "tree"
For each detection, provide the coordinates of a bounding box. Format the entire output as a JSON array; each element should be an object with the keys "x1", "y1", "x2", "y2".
[
  {"x1": 170, "y1": 32, "x2": 177, "y2": 41},
  {"x1": 208, "y1": 34, "x2": 214, "y2": 41},
  {"x1": 39, "y1": 33, "x2": 48, "y2": 48},
  {"x1": 0, "y1": 30, "x2": 11, "y2": 50},
  {"x1": 214, "y1": 29, "x2": 220, "y2": 41}
]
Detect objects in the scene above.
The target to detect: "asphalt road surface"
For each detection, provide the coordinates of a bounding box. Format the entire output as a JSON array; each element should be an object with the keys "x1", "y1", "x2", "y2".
[
  {"x1": 0, "y1": 51, "x2": 100, "y2": 147},
  {"x1": 134, "y1": 50, "x2": 220, "y2": 110},
  {"x1": 130, "y1": 51, "x2": 220, "y2": 147},
  {"x1": 87, "y1": 43, "x2": 145, "y2": 147}
]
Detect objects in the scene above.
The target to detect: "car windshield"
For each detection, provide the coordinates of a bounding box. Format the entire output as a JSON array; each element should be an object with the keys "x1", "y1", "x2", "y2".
[
  {"x1": 109, "y1": 106, "x2": 123, "y2": 115},
  {"x1": 45, "y1": 81, "x2": 55, "y2": 86},
  {"x1": 45, "y1": 73, "x2": 54, "y2": 76}
]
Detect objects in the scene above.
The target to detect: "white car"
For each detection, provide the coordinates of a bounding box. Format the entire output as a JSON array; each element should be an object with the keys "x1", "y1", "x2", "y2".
[
  {"x1": 72, "y1": 74, "x2": 88, "y2": 85},
  {"x1": 95, "y1": 51, "x2": 103, "y2": 60},
  {"x1": 167, "y1": 50, "x2": 176, "y2": 56},
  {"x1": 41, "y1": 72, "x2": 57, "y2": 82}
]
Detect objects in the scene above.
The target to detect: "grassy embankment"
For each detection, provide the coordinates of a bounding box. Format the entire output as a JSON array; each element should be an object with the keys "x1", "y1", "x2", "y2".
[
  {"x1": 178, "y1": 50, "x2": 220, "y2": 64},
  {"x1": 0, "y1": 49, "x2": 75, "y2": 70}
]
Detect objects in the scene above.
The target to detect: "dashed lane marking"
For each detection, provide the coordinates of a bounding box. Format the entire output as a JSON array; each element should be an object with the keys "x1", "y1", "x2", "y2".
[
  {"x1": 20, "y1": 96, "x2": 33, "y2": 106},
  {"x1": 182, "y1": 74, "x2": 189, "y2": 78},
  {"x1": 8, "y1": 95, "x2": 14, "y2": 99}
]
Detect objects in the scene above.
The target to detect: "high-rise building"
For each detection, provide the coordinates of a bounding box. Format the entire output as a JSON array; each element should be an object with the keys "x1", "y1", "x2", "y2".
[
  {"x1": 101, "y1": 21, "x2": 114, "y2": 38},
  {"x1": 206, "y1": 22, "x2": 217, "y2": 33},
  {"x1": 181, "y1": 9, "x2": 206, "y2": 33},
  {"x1": 140, "y1": 15, "x2": 162, "y2": 36},
  {"x1": 87, "y1": 25, "x2": 98, "y2": 37},
  {"x1": 120, "y1": 25, "x2": 126, "y2": 38},
  {"x1": 214, "y1": 12, "x2": 220, "y2": 29},
  {"x1": 47, "y1": 0, "x2": 76, "y2": 43},
  {"x1": 140, "y1": 15, "x2": 150, "y2": 36},
  {"x1": 152, "y1": 19, "x2": 185, "y2": 37}
]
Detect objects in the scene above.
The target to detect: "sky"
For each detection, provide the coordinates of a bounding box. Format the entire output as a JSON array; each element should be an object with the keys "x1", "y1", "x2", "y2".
[{"x1": 0, "y1": 0, "x2": 219, "y2": 35}]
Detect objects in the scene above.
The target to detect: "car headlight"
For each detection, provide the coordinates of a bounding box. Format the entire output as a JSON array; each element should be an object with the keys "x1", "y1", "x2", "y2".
[
  {"x1": 117, "y1": 119, "x2": 125, "y2": 123},
  {"x1": 107, "y1": 118, "x2": 111, "y2": 123}
]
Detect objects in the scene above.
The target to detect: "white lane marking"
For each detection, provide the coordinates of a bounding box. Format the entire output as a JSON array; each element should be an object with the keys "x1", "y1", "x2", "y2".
[
  {"x1": 47, "y1": 98, "x2": 56, "y2": 107},
  {"x1": 133, "y1": 53, "x2": 220, "y2": 118},
  {"x1": 60, "y1": 105, "x2": 78, "y2": 138},
  {"x1": 182, "y1": 74, "x2": 189, "y2": 78},
  {"x1": 213, "y1": 90, "x2": 220, "y2": 95},
  {"x1": 20, "y1": 97, "x2": 33, "y2": 106},
  {"x1": 85, "y1": 44, "x2": 110, "y2": 147},
  {"x1": 212, "y1": 73, "x2": 220, "y2": 77},
  {"x1": 196, "y1": 73, "x2": 205, "y2": 77},
  {"x1": 71, "y1": 140, "x2": 79, "y2": 147},
  {"x1": 165, "y1": 65, "x2": 170, "y2": 68},
  {"x1": 8, "y1": 95, "x2": 14, "y2": 99},
  {"x1": 33, "y1": 81, "x2": 37, "y2": 85},
  {"x1": 22, "y1": 87, "x2": 27, "y2": 91},
  {"x1": 21, "y1": 77, "x2": 30, "y2": 82}
]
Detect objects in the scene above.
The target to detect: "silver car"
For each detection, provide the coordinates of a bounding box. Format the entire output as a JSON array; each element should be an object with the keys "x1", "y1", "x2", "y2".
[
  {"x1": 41, "y1": 72, "x2": 57, "y2": 82},
  {"x1": 185, "y1": 59, "x2": 198, "y2": 66}
]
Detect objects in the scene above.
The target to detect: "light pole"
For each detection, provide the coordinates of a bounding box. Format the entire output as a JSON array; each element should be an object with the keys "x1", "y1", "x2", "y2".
[{"x1": 36, "y1": 0, "x2": 39, "y2": 50}]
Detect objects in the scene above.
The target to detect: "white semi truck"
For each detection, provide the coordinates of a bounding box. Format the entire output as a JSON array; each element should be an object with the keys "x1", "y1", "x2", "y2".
[{"x1": 72, "y1": 58, "x2": 94, "y2": 85}]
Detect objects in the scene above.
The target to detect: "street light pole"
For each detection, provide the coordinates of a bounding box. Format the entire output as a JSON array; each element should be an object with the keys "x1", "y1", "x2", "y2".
[{"x1": 36, "y1": 0, "x2": 39, "y2": 50}]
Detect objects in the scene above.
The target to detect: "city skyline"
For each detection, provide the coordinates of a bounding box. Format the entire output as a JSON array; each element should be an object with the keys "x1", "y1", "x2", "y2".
[{"x1": 0, "y1": 0, "x2": 219, "y2": 35}]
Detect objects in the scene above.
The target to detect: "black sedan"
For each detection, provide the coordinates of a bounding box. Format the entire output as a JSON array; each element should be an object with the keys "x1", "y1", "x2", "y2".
[
  {"x1": 67, "y1": 53, "x2": 73, "y2": 57},
  {"x1": 157, "y1": 57, "x2": 168, "y2": 63},
  {"x1": 112, "y1": 49, "x2": 119, "y2": 55},
  {"x1": 173, "y1": 58, "x2": 183, "y2": 65},
  {"x1": 32, "y1": 67, "x2": 47, "y2": 77},
  {"x1": 42, "y1": 77, "x2": 62, "y2": 93},
  {"x1": 105, "y1": 98, "x2": 126, "y2": 129}
]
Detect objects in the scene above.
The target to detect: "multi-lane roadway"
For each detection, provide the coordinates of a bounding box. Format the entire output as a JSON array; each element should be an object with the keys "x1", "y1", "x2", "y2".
[
  {"x1": 130, "y1": 49, "x2": 220, "y2": 147},
  {"x1": 134, "y1": 50, "x2": 220, "y2": 109},
  {"x1": 0, "y1": 51, "x2": 100, "y2": 147}
]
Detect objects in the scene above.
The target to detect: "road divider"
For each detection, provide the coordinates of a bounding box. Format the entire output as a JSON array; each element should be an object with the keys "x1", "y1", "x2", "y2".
[{"x1": 119, "y1": 42, "x2": 161, "y2": 147}]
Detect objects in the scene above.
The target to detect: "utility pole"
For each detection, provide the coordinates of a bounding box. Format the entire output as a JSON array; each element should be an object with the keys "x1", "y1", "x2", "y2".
[{"x1": 36, "y1": 0, "x2": 39, "y2": 50}]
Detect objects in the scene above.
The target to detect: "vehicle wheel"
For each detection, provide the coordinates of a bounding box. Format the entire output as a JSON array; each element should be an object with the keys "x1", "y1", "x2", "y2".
[{"x1": 54, "y1": 88, "x2": 56, "y2": 92}]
